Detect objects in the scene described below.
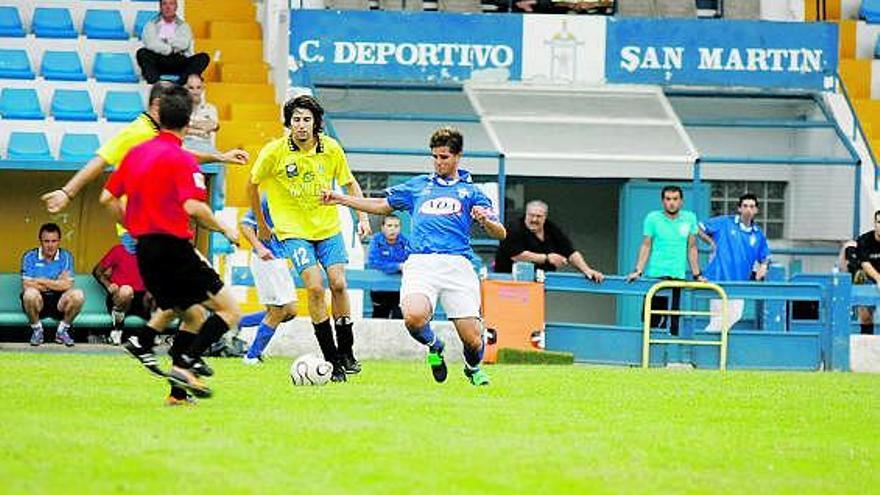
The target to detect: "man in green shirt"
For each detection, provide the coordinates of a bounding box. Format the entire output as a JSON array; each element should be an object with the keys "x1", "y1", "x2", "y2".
[{"x1": 626, "y1": 185, "x2": 704, "y2": 335}]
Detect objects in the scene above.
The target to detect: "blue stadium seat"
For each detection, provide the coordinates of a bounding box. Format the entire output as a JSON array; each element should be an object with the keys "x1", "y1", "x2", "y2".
[
  {"x1": 41, "y1": 51, "x2": 87, "y2": 81},
  {"x1": 103, "y1": 90, "x2": 144, "y2": 121},
  {"x1": 59, "y1": 133, "x2": 100, "y2": 162},
  {"x1": 133, "y1": 11, "x2": 156, "y2": 39},
  {"x1": 7, "y1": 132, "x2": 52, "y2": 161},
  {"x1": 51, "y1": 89, "x2": 97, "y2": 121},
  {"x1": 0, "y1": 49, "x2": 34, "y2": 79},
  {"x1": 83, "y1": 9, "x2": 127, "y2": 40},
  {"x1": 32, "y1": 8, "x2": 77, "y2": 39},
  {"x1": 0, "y1": 6, "x2": 25, "y2": 37},
  {"x1": 93, "y1": 52, "x2": 138, "y2": 83},
  {"x1": 0, "y1": 88, "x2": 44, "y2": 119}
]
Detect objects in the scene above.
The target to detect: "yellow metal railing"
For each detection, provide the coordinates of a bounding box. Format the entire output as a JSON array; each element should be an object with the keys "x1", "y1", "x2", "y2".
[{"x1": 642, "y1": 280, "x2": 729, "y2": 371}]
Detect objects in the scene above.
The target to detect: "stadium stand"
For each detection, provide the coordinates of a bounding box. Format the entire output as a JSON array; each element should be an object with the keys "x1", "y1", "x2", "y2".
[
  {"x1": 0, "y1": 49, "x2": 34, "y2": 79},
  {"x1": 93, "y1": 52, "x2": 139, "y2": 82},
  {"x1": 7, "y1": 132, "x2": 52, "y2": 160},
  {"x1": 31, "y1": 7, "x2": 77, "y2": 38},
  {"x1": 58, "y1": 133, "x2": 101, "y2": 162},
  {"x1": 41, "y1": 51, "x2": 88, "y2": 81},
  {"x1": 133, "y1": 10, "x2": 156, "y2": 39},
  {"x1": 83, "y1": 9, "x2": 128, "y2": 40},
  {"x1": 0, "y1": 5, "x2": 25, "y2": 37},
  {"x1": 0, "y1": 88, "x2": 44, "y2": 119},
  {"x1": 51, "y1": 89, "x2": 98, "y2": 121},
  {"x1": 103, "y1": 90, "x2": 145, "y2": 121}
]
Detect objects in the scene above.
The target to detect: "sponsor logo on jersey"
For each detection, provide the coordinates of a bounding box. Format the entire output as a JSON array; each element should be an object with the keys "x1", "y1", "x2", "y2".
[{"x1": 419, "y1": 197, "x2": 462, "y2": 215}]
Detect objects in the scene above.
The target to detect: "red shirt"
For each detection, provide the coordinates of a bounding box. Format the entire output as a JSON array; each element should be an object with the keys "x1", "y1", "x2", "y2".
[
  {"x1": 97, "y1": 244, "x2": 145, "y2": 291},
  {"x1": 104, "y1": 132, "x2": 206, "y2": 240}
]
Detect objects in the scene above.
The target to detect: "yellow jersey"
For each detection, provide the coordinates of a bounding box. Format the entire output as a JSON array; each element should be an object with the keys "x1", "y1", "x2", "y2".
[
  {"x1": 250, "y1": 134, "x2": 355, "y2": 241},
  {"x1": 96, "y1": 113, "x2": 160, "y2": 167},
  {"x1": 96, "y1": 113, "x2": 160, "y2": 236}
]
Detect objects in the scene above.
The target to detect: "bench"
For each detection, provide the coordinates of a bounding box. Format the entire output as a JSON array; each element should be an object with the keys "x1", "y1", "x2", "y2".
[{"x1": 0, "y1": 273, "x2": 147, "y2": 329}]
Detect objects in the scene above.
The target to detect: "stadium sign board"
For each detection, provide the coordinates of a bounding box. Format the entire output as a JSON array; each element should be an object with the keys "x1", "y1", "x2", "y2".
[
  {"x1": 289, "y1": 10, "x2": 523, "y2": 84},
  {"x1": 605, "y1": 18, "x2": 839, "y2": 90}
]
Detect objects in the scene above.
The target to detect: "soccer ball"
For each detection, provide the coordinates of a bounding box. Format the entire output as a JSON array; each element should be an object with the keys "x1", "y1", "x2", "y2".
[{"x1": 290, "y1": 354, "x2": 333, "y2": 386}]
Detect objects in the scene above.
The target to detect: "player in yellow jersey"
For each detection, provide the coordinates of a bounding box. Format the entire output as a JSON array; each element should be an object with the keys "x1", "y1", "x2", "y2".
[
  {"x1": 41, "y1": 81, "x2": 247, "y2": 405},
  {"x1": 41, "y1": 81, "x2": 248, "y2": 215},
  {"x1": 249, "y1": 95, "x2": 371, "y2": 382}
]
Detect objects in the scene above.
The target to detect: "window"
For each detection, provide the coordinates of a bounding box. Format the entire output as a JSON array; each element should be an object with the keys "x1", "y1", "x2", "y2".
[
  {"x1": 710, "y1": 181, "x2": 786, "y2": 239},
  {"x1": 352, "y1": 172, "x2": 389, "y2": 198}
]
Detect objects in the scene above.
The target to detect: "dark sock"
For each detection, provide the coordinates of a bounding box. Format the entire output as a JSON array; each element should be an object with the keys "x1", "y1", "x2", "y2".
[
  {"x1": 170, "y1": 331, "x2": 197, "y2": 368},
  {"x1": 334, "y1": 316, "x2": 354, "y2": 357},
  {"x1": 463, "y1": 340, "x2": 485, "y2": 370},
  {"x1": 169, "y1": 386, "x2": 188, "y2": 400},
  {"x1": 186, "y1": 314, "x2": 230, "y2": 361},
  {"x1": 862, "y1": 323, "x2": 874, "y2": 335},
  {"x1": 136, "y1": 325, "x2": 159, "y2": 351},
  {"x1": 409, "y1": 323, "x2": 443, "y2": 353},
  {"x1": 313, "y1": 319, "x2": 338, "y2": 363}
]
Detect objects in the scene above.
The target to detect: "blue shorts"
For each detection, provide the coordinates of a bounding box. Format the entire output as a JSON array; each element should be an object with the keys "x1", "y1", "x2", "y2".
[{"x1": 282, "y1": 233, "x2": 349, "y2": 274}]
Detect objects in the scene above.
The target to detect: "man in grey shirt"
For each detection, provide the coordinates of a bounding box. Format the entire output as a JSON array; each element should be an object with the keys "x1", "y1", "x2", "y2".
[{"x1": 136, "y1": 0, "x2": 209, "y2": 84}]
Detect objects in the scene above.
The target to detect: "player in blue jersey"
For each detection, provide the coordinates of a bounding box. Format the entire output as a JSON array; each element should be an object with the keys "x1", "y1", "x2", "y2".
[
  {"x1": 322, "y1": 127, "x2": 506, "y2": 386},
  {"x1": 238, "y1": 196, "x2": 298, "y2": 364},
  {"x1": 698, "y1": 193, "x2": 770, "y2": 331}
]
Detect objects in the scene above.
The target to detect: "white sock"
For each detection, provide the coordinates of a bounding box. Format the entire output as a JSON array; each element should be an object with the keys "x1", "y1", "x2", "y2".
[
  {"x1": 30, "y1": 322, "x2": 43, "y2": 332},
  {"x1": 58, "y1": 321, "x2": 70, "y2": 334}
]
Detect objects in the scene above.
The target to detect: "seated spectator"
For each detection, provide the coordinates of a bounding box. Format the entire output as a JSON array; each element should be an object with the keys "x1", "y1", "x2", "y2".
[
  {"x1": 93, "y1": 243, "x2": 154, "y2": 345},
  {"x1": 183, "y1": 73, "x2": 219, "y2": 152},
  {"x1": 136, "y1": 0, "x2": 209, "y2": 84},
  {"x1": 494, "y1": 200, "x2": 604, "y2": 282},
  {"x1": 366, "y1": 215, "x2": 410, "y2": 319},
  {"x1": 488, "y1": 0, "x2": 614, "y2": 14},
  {"x1": 21, "y1": 223, "x2": 84, "y2": 347}
]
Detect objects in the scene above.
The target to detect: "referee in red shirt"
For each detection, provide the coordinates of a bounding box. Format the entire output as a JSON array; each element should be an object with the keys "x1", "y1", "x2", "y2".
[{"x1": 100, "y1": 85, "x2": 240, "y2": 399}]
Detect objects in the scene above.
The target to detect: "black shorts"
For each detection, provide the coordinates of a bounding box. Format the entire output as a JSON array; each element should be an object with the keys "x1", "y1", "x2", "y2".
[
  {"x1": 104, "y1": 290, "x2": 152, "y2": 320},
  {"x1": 21, "y1": 290, "x2": 65, "y2": 320},
  {"x1": 136, "y1": 234, "x2": 224, "y2": 312}
]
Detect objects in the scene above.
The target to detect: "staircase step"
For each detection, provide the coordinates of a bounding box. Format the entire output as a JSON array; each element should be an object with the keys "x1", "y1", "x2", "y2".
[
  {"x1": 220, "y1": 63, "x2": 270, "y2": 84},
  {"x1": 196, "y1": 40, "x2": 265, "y2": 64},
  {"x1": 230, "y1": 103, "x2": 280, "y2": 121},
  {"x1": 209, "y1": 21, "x2": 262, "y2": 39}
]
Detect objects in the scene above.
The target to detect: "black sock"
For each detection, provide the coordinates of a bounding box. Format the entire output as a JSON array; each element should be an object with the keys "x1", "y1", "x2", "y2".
[
  {"x1": 313, "y1": 319, "x2": 338, "y2": 363},
  {"x1": 186, "y1": 314, "x2": 230, "y2": 361},
  {"x1": 169, "y1": 331, "x2": 197, "y2": 368},
  {"x1": 170, "y1": 331, "x2": 196, "y2": 358},
  {"x1": 862, "y1": 323, "x2": 874, "y2": 335},
  {"x1": 334, "y1": 316, "x2": 354, "y2": 357},
  {"x1": 169, "y1": 386, "x2": 188, "y2": 400},
  {"x1": 137, "y1": 325, "x2": 159, "y2": 351}
]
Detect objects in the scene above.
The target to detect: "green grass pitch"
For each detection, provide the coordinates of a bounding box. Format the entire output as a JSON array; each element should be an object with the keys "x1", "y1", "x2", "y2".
[{"x1": 1, "y1": 352, "x2": 878, "y2": 494}]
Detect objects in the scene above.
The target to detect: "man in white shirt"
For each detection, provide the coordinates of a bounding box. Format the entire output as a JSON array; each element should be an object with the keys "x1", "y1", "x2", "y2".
[{"x1": 136, "y1": 0, "x2": 209, "y2": 84}]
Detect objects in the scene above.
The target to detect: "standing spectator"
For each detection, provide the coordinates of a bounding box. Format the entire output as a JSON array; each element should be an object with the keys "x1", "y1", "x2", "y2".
[
  {"x1": 855, "y1": 211, "x2": 880, "y2": 335},
  {"x1": 626, "y1": 186, "x2": 703, "y2": 336},
  {"x1": 698, "y1": 193, "x2": 771, "y2": 331},
  {"x1": 21, "y1": 223, "x2": 84, "y2": 347},
  {"x1": 136, "y1": 0, "x2": 210, "y2": 84},
  {"x1": 183, "y1": 73, "x2": 219, "y2": 152},
  {"x1": 494, "y1": 199, "x2": 604, "y2": 282},
  {"x1": 366, "y1": 215, "x2": 410, "y2": 319},
  {"x1": 93, "y1": 243, "x2": 153, "y2": 345}
]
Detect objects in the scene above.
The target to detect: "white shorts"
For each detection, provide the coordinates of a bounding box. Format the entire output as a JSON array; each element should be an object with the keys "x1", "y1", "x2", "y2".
[
  {"x1": 251, "y1": 256, "x2": 297, "y2": 306},
  {"x1": 400, "y1": 254, "x2": 480, "y2": 319}
]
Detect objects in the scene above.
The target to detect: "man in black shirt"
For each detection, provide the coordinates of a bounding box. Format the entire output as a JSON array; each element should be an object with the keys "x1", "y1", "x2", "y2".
[
  {"x1": 856, "y1": 210, "x2": 880, "y2": 335},
  {"x1": 494, "y1": 200, "x2": 604, "y2": 281}
]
